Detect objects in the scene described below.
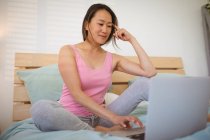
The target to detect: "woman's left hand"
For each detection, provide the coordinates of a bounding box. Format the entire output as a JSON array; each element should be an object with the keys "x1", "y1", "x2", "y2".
[{"x1": 113, "y1": 25, "x2": 133, "y2": 42}]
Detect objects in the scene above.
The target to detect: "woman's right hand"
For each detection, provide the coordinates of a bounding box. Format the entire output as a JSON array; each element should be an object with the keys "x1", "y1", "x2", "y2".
[{"x1": 111, "y1": 115, "x2": 144, "y2": 128}]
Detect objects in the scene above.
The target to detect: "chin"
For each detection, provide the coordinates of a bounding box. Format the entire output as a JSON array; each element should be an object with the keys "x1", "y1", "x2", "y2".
[
  {"x1": 95, "y1": 40, "x2": 106, "y2": 45},
  {"x1": 100, "y1": 38, "x2": 109, "y2": 43}
]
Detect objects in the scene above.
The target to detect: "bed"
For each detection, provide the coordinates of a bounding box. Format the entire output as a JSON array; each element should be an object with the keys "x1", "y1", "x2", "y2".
[{"x1": 1, "y1": 53, "x2": 210, "y2": 140}]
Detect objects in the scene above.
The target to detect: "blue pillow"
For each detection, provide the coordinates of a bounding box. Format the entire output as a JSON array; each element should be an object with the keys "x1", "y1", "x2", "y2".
[{"x1": 17, "y1": 64, "x2": 63, "y2": 104}]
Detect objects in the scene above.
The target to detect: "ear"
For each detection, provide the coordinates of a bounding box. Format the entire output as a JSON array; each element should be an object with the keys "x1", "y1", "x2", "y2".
[{"x1": 85, "y1": 21, "x2": 89, "y2": 31}]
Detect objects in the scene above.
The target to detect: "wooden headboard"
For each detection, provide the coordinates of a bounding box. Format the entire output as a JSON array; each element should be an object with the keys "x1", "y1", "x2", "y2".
[{"x1": 14, "y1": 53, "x2": 185, "y2": 121}]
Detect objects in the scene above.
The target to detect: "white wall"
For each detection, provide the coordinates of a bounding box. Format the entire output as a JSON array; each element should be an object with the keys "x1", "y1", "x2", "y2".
[
  {"x1": 0, "y1": 0, "x2": 208, "y2": 131},
  {"x1": 106, "y1": 0, "x2": 208, "y2": 76}
]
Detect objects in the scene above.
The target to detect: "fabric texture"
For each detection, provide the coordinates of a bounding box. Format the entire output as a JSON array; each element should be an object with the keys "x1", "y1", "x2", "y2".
[
  {"x1": 128, "y1": 73, "x2": 184, "y2": 86},
  {"x1": 30, "y1": 100, "x2": 93, "y2": 131},
  {"x1": 59, "y1": 46, "x2": 113, "y2": 117},
  {"x1": 2, "y1": 107, "x2": 210, "y2": 140},
  {"x1": 30, "y1": 77, "x2": 151, "y2": 131},
  {"x1": 17, "y1": 64, "x2": 63, "y2": 104},
  {"x1": 99, "y1": 77, "x2": 151, "y2": 127}
]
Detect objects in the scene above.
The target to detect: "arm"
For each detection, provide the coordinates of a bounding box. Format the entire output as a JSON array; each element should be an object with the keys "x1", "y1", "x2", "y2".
[
  {"x1": 58, "y1": 46, "x2": 142, "y2": 128},
  {"x1": 113, "y1": 26, "x2": 157, "y2": 77}
]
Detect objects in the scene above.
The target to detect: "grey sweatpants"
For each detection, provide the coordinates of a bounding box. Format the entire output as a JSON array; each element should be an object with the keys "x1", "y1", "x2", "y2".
[{"x1": 30, "y1": 77, "x2": 151, "y2": 131}]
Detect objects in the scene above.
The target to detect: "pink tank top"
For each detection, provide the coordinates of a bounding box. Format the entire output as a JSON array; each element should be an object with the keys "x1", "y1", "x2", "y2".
[{"x1": 59, "y1": 46, "x2": 113, "y2": 117}]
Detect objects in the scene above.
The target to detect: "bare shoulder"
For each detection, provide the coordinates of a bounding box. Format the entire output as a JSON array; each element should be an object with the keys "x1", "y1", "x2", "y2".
[{"x1": 59, "y1": 45, "x2": 74, "y2": 57}]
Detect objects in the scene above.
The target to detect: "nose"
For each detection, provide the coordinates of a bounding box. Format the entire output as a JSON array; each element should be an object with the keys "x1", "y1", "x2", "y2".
[{"x1": 101, "y1": 25, "x2": 108, "y2": 33}]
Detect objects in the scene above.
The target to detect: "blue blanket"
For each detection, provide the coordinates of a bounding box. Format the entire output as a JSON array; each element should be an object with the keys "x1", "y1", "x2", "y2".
[
  {"x1": 0, "y1": 118, "x2": 130, "y2": 140},
  {"x1": 1, "y1": 107, "x2": 210, "y2": 140}
]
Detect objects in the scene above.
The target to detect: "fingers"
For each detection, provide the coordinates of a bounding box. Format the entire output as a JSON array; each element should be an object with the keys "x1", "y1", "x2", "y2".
[
  {"x1": 112, "y1": 115, "x2": 144, "y2": 129},
  {"x1": 114, "y1": 30, "x2": 125, "y2": 40},
  {"x1": 112, "y1": 24, "x2": 121, "y2": 39},
  {"x1": 130, "y1": 116, "x2": 144, "y2": 128},
  {"x1": 121, "y1": 121, "x2": 131, "y2": 128},
  {"x1": 121, "y1": 116, "x2": 144, "y2": 128},
  {"x1": 112, "y1": 24, "x2": 129, "y2": 41},
  {"x1": 133, "y1": 118, "x2": 144, "y2": 128},
  {"x1": 112, "y1": 24, "x2": 120, "y2": 31},
  {"x1": 124, "y1": 121, "x2": 131, "y2": 128}
]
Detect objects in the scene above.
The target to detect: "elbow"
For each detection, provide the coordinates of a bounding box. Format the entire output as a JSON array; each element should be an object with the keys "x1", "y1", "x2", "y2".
[
  {"x1": 144, "y1": 69, "x2": 157, "y2": 78},
  {"x1": 70, "y1": 89, "x2": 85, "y2": 103}
]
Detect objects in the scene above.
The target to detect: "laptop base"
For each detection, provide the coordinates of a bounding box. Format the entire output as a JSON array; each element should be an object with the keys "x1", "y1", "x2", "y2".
[{"x1": 107, "y1": 127, "x2": 145, "y2": 139}]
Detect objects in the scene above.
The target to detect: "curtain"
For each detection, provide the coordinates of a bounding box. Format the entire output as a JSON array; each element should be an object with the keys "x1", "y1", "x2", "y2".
[{"x1": 202, "y1": 5, "x2": 210, "y2": 76}]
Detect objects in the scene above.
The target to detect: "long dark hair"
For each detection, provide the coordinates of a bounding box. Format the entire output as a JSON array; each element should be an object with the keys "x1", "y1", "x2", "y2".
[{"x1": 82, "y1": 3, "x2": 118, "y2": 46}]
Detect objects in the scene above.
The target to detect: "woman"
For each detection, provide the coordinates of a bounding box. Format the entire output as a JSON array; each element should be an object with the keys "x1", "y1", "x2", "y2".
[{"x1": 31, "y1": 3, "x2": 156, "y2": 132}]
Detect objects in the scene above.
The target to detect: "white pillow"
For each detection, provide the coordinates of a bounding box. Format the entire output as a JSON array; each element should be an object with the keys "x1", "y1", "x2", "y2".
[
  {"x1": 104, "y1": 92, "x2": 149, "y2": 107},
  {"x1": 137, "y1": 101, "x2": 149, "y2": 107},
  {"x1": 104, "y1": 92, "x2": 119, "y2": 105}
]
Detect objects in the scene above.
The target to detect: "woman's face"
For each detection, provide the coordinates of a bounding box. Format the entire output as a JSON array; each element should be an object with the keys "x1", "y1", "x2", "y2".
[{"x1": 86, "y1": 9, "x2": 113, "y2": 45}]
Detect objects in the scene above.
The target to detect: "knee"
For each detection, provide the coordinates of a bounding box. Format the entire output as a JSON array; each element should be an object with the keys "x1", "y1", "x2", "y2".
[
  {"x1": 131, "y1": 77, "x2": 151, "y2": 89},
  {"x1": 30, "y1": 100, "x2": 58, "y2": 131},
  {"x1": 31, "y1": 100, "x2": 52, "y2": 116},
  {"x1": 130, "y1": 77, "x2": 152, "y2": 101}
]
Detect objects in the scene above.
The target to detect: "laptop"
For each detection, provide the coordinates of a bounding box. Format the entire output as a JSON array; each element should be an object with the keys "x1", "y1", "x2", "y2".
[{"x1": 108, "y1": 76, "x2": 210, "y2": 140}]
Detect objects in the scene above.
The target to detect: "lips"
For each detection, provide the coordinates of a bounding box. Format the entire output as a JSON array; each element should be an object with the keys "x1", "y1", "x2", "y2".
[{"x1": 99, "y1": 35, "x2": 107, "y2": 38}]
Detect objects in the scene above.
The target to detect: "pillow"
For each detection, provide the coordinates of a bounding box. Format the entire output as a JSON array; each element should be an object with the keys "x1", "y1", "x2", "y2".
[
  {"x1": 131, "y1": 101, "x2": 149, "y2": 116},
  {"x1": 104, "y1": 92, "x2": 119, "y2": 105},
  {"x1": 17, "y1": 64, "x2": 63, "y2": 104},
  {"x1": 104, "y1": 92, "x2": 148, "y2": 107}
]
